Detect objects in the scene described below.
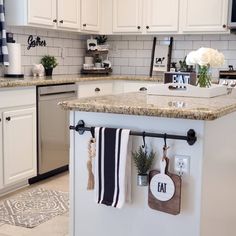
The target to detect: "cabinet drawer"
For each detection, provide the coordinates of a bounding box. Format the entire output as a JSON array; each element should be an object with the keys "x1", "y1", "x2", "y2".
[
  {"x1": 0, "y1": 87, "x2": 36, "y2": 109},
  {"x1": 78, "y1": 81, "x2": 113, "y2": 98},
  {"x1": 123, "y1": 81, "x2": 157, "y2": 93}
]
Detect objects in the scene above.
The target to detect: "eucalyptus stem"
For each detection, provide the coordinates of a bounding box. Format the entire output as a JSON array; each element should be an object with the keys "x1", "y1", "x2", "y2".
[{"x1": 197, "y1": 65, "x2": 211, "y2": 88}]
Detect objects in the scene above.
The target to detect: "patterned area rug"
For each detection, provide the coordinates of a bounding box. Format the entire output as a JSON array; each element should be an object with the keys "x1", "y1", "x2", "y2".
[{"x1": 0, "y1": 188, "x2": 69, "y2": 228}]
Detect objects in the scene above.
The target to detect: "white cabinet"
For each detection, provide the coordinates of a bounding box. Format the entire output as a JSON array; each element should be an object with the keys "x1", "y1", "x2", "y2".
[
  {"x1": 113, "y1": 0, "x2": 143, "y2": 33},
  {"x1": 81, "y1": 0, "x2": 100, "y2": 32},
  {"x1": 5, "y1": 0, "x2": 80, "y2": 31},
  {"x1": 28, "y1": 0, "x2": 57, "y2": 27},
  {"x1": 180, "y1": 0, "x2": 229, "y2": 33},
  {"x1": 0, "y1": 114, "x2": 2, "y2": 189},
  {"x1": 3, "y1": 108, "x2": 36, "y2": 186},
  {"x1": 0, "y1": 87, "x2": 36, "y2": 192},
  {"x1": 146, "y1": 0, "x2": 179, "y2": 33},
  {"x1": 123, "y1": 81, "x2": 157, "y2": 93}
]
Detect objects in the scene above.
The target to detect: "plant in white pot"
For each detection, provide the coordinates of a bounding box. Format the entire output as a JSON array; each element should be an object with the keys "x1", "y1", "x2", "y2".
[
  {"x1": 132, "y1": 147, "x2": 155, "y2": 186},
  {"x1": 186, "y1": 47, "x2": 225, "y2": 88}
]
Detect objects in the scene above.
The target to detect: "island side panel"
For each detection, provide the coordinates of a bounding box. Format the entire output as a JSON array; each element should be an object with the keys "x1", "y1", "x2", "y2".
[
  {"x1": 71, "y1": 111, "x2": 204, "y2": 236},
  {"x1": 201, "y1": 112, "x2": 236, "y2": 236}
]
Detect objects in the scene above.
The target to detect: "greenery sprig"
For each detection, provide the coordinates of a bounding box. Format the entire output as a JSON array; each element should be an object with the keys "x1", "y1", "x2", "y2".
[
  {"x1": 132, "y1": 147, "x2": 155, "y2": 175},
  {"x1": 41, "y1": 55, "x2": 58, "y2": 69}
]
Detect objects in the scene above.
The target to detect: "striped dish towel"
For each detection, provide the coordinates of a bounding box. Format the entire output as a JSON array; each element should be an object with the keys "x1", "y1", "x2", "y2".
[
  {"x1": 0, "y1": 0, "x2": 9, "y2": 66},
  {"x1": 94, "y1": 127, "x2": 131, "y2": 209}
]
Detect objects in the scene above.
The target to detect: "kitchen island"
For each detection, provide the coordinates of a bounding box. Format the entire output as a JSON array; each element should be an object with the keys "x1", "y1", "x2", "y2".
[{"x1": 60, "y1": 91, "x2": 236, "y2": 236}]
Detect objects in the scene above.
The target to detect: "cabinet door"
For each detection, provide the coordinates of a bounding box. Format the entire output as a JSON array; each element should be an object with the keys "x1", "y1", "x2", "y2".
[
  {"x1": 181, "y1": 0, "x2": 228, "y2": 32},
  {"x1": 113, "y1": 0, "x2": 143, "y2": 33},
  {"x1": 3, "y1": 108, "x2": 36, "y2": 186},
  {"x1": 146, "y1": 0, "x2": 179, "y2": 32},
  {"x1": 57, "y1": 0, "x2": 80, "y2": 29},
  {"x1": 81, "y1": 0, "x2": 100, "y2": 32},
  {"x1": 0, "y1": 114, "x2": 3, "y2": 189},
  {"x1": 28, "y1": 0, "x2": 57, "y2": 27}
]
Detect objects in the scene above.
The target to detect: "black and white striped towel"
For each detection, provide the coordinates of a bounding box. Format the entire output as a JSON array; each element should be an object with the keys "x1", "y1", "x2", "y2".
[
  {"x1": 0, "y1": 0, "x2": 9, "y2": 66},
  {"x1": 94, "y1": 127, "x2": 131, "y2": 209}
]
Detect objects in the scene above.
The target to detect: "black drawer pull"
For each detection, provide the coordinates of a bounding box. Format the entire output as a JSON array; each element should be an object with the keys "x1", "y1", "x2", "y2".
[
  {"x1": 137, "y1": 26, "x2": 141, "y2": 29},
  {"x1": 94, "y1": 87, "x2": 100, "y2": 92},
  {"x1": 83, "y1": 23, "x2": 87, "y2": 27},
  {"x1": 6, "y1": 117, "x2": 11, "y2": 121},
  {"x1": 146, "y1": 26, "x2": 150, "y2": 29},
  {"x1": 59, "y1": 20, "x2": 64, "y2": 23},
  {"x1": 139, "y1": 87, "x2": 147, "y2": 91},
  {"x1": 53, "y1": 19, "x2": 57, "y2": 23}
]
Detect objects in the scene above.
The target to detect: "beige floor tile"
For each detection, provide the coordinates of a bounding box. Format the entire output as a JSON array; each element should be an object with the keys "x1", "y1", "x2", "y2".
[{"x1": 0, "y1": 172, "x2": 69, "y2": 236}]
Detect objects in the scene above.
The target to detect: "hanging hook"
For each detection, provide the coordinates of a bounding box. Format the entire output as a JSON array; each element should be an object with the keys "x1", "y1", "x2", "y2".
[
  {"x1": 90, "y1": 127, "x2": 95, "y2": 139},
  {"x1": 164, "y1": 133, "x2": 167, "y2": 148},
  {"x1": 163, "y1": 133, "x2": 168, "y2": 159},
  {"x1": 142, "y1": 131, "x2": 146, "y2": 148}
]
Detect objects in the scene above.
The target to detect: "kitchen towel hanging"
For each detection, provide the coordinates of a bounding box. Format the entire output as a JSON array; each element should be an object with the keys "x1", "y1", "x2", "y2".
[
  {"x1": 0, "y1": 0, "x2": 9, "y2": 66},
  {"x1": 94, "y1": 127, "x2": 131, "y2": 209}
]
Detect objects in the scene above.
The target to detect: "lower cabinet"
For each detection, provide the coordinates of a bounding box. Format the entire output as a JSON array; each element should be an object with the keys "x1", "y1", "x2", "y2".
[
  {"x1": 2, "y1": 107, "x2": 37, "y2": 186},
  {"x1": 0, "y1": 87, "x2": 37, "y2": 193}
]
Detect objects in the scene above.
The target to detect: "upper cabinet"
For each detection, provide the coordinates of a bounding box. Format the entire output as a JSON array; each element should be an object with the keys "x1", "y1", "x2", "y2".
[
  {"x1": 5, "y1": 0, "x2": 80, "y2": 31},
  {"x1": 81, "y1": 0, "x2": 100, "y2": 32},
  {"x1": 28, "y1": 0, "x2": 57, "y2": 27},
  {"x1": 57, "y1": 0, "x2": 80, "y2": 29},
  {"x1": 180, "y1": 0, "x2": 229, "y2": 33},
  {"x1": 146, "y1": 0, "x2": 179, "y2": 33},
  {"x1": 113, "y1": 0, "x2": 143, "y2": 33}
]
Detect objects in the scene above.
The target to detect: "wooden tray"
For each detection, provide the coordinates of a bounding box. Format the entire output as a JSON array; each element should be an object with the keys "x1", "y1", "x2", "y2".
[{"x1": 81, "y1": 68, "x2": 112, "y2": 75}]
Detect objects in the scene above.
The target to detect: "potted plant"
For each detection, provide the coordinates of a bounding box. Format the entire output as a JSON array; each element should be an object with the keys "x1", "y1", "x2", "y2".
[
  {"x1": 94, "y1": 57, "x2": 102, "y2": 68},
  {"x1": 40, "y1": 55, "x2": 58, "y2": 76},
  {"x1": 132, "y1": 147, "x2": 155, "y2": 186},
  {"x1": 95, "y1": 35, "x2": 109, "y2": 50}
]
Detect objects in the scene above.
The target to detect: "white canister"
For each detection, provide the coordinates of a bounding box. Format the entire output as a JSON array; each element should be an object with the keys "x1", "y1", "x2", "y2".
[{"x1": 85, "y1": 56, "x2": 94, "y2": 64}]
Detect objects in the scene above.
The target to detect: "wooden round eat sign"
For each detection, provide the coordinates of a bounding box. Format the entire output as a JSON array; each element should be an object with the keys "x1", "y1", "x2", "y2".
[{"x1": 150, "y1": 159, "x2": 175, "y2": 202}]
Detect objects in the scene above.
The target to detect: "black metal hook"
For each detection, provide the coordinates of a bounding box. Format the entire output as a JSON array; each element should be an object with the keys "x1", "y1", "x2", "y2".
[
  {"x1": 142, "y1": 131, "x2": 146, "y2": 148},
  {"x1": 164, "y1": 133, "x2": 167, "y2": 148},
  {"x1": 90, "y1": 127, "x2": 95, "y2": 139}
]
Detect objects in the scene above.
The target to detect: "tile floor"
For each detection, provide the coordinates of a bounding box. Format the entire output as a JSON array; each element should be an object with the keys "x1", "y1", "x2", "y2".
[{"x1": 0, "y1": 172, "x2": 69, "y2": 236}]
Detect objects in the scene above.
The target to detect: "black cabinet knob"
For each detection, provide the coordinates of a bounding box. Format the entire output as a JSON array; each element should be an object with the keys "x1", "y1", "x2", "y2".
[
  {"x1": 139, "y1": 87, "x2": 147, "y2": 91},
  {"x1": 223, "y1": 24, "x2": 227, "y2": 28},
  {"x1": 53, "y1": 19, "x2": 57, "y2": 23},
  {"x1": 6, "y1": 117, "x2": 11, "y2": 121},
  {"x1": 59, "y1": 20, "x2": 64, "y2": 23},
  {"x1": 94, "y1": 87, "x2": 100, "y2": 92},
  {"x1": 146, "y1": 26, "x2": 150, "y2": 29},
  {"x1": 0, "y1": 118, "x2": 1, "y2": 122},
  {"x1": 137, "y1": 26, "x2": 141, "y2": 29},
  {"x1": 83, "y1": 23, "x2": 87, "y2": 27}
]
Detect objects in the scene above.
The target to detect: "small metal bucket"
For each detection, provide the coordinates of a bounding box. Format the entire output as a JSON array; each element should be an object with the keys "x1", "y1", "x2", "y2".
[{"x1": 137, "y1": 174, "x2": 148, "y2": 186}]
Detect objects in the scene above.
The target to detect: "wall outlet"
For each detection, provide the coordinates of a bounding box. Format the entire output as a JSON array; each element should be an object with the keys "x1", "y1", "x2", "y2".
[{"x1": 174, "y1": 155, "x2": 190, "y2": 176}]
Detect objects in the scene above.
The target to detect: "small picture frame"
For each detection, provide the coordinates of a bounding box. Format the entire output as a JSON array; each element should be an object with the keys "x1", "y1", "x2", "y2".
[{"x1": 87, "y1": 39, "x2": 98, "y2": 51}]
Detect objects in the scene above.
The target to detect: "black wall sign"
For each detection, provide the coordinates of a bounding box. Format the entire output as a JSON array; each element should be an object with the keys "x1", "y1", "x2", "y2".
[{"x1": 27, "y1": 35, "x2": 47, "y2": 50}]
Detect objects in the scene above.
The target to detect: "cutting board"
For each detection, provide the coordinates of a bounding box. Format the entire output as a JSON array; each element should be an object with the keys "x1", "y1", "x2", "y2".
[{"x1": 148, "y1": 158, "x2": 182, "y2": 215}]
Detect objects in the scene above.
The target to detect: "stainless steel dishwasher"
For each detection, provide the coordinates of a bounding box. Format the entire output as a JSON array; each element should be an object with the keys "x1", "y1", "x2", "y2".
[{"x1": 31, "y1": 83, "x2": 77, "y2": 182}]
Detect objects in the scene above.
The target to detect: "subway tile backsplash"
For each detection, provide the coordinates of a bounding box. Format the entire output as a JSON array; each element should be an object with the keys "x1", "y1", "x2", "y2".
[
  {"x1": 2, "y1": 27, "x2": 236, "y2": 78},
  {"x1": 107, "y1": 34, "x2": 236, "y2": 78}
]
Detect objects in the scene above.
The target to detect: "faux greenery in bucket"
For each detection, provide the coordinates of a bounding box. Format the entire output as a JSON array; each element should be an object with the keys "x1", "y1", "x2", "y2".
[
  {"x1": 41, "y1": 55, "x2": 58, "y2": 76},
  {"x1": 132, "y1": 147, "x2": 155, "y2": 186}
]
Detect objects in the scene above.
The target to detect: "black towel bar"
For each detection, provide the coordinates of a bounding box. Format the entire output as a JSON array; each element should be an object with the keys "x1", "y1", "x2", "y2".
[{"x1": 70, "y1": 120, "x2": 197, "y2": 146}]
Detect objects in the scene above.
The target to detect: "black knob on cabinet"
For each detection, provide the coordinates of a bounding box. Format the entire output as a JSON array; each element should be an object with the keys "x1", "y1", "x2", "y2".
[
  {"x1": 0, "y1": 118, "x2": 1, "y2": 122},
  {"x1": 83, "y1": 23, "x2": 87, "y2": 27},
  {"x1": 223, "y1": 24, "x2": 227, "y2": 28},
  {"x1": 6, "y1": 117, "x2": 11, "y2": 121},
  {"x1": 53, "y1": 19, "x2": 57, "y2": 23},
  {"x1": 139, "y1": 87, "x2": 147, "y2": 91},
  {"x1": 146, "y1": 26, "x2": 150, "y2": 29},
  {"x1": 137, "y1": 26, "x2": 141, "y2": 30},
  {"x1": 94, "y1": 87, "x2": 100, "y2": 92},
  {"x1": 59, "y1": 20, "x2": 64, "y2": 23}
]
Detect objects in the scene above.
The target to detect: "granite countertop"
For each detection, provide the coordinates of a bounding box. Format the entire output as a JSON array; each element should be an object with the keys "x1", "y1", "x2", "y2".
[
  {"x1": 0, "y1": 75, "x2": 162, "y2": 88},
  {"x1": 59, "y1": 92, "x2": 236, "y2": 121}
]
